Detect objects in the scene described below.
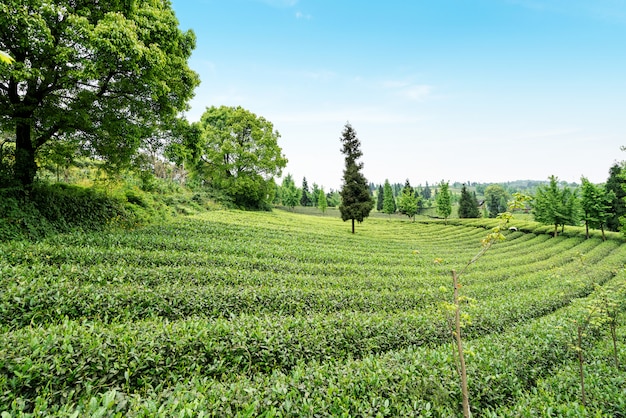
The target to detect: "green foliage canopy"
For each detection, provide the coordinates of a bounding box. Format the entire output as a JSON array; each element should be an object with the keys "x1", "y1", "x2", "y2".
[
  {"x1": 458, "y1": 184, "x2": 481, "y2": 218},
  {"x1": 484, "y1": 184, "x2": 508, "y2": 218},
  {"x1": 317, "y1": 187, "x2": 327, "y2": 213},
  {"x1": 382, "y1": 179, "x2": 396, "y2": 215},
  {"x1": 605, "y1": 164, "x2": 626, "y2": 232},
  {"x1": 436, "y1": 180, "x2": 452, "y2": 221},
  {"x1": 581, "y1": 177, "x2": 614, "y2": 240},
  {"x1": 532, "y1": 175, "x2": 580, "y2": 237},
  {"x1": 195, "y1": 106, "x2": 287, "y2": 209},
  {"x1": 397, "y1": 179, "x2": 419, "y2": 221},
  {"x1": 300, "y1": 177, "x2": 311, "y2": 206},
  {"x1": 310, "y1": 183, "x2": 320, "y2": 207},
  {"x1": 339, "y1": 123, "x2": 373, "y2": 233},
  {"x1": 280, "y1": 174, "x2": 300, "y2": 209},
  {"x1": 0, "y1": 0, "x2": 199, "y2": 187}
]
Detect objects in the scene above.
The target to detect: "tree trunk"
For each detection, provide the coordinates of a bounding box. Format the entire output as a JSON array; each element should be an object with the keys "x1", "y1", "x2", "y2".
[
  {"x1": 553, "y1": 223, "x2": 558, "y2": 237},
  {"x1": 585, "y1": 221, "x2": 589, "y2": 239},
  {"x1": 351, "y1": 218, "x2": 355, "y2": 234},
  {"x1": 14, "y1": 120, "x2": 37, "y2": 187},
  {"x1": 601, "y1": 225, "x2": 606, "y2": 241}
]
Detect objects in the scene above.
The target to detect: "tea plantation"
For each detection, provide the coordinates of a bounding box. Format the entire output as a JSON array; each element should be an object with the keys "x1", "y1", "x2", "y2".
[{"x1": 1, "y1": 210, "x2": 625, "y2": 416}]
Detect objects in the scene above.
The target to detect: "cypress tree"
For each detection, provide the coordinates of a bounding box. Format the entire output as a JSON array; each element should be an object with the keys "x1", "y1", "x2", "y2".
[
  {"x1": 376, "y1": 185, "x2": 384, "y2": 211},
  {"x1": 382, "y1": 179, "x2": 396, "y2": 215},
  {"x1": 458, "y1": 184, "x2": 480, "y2": 218},
  {"x1": 422, "y1": 182, "x2": 432, "y2": 200},
  {"x1": 339, "y1": 123, "x2": 374, "y2": 233},
  {"x1": 300, "y1": 177, "x2": 311, "y2": 206}
]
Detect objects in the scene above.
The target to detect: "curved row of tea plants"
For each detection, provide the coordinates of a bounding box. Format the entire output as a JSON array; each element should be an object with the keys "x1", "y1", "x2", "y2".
[
  {"x1": 3, "y1": 273, "x2": 625, "y2": 416},
  {"x1": 1, "y1": 210, "x2": 625, "y2": 415}
]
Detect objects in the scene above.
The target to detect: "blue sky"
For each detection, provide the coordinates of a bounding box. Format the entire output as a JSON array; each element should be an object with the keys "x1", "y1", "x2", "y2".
[{"x1": 171, "y1": 0, "x2": 626, "y2": 190}]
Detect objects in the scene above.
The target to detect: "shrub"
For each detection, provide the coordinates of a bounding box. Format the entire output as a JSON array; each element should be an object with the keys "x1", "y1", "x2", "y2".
[{"x1": 0, "y1": 183, "x2": 130, "y2": 241}]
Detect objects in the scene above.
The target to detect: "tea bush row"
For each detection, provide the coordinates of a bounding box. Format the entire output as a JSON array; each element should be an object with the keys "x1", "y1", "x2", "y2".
[
  {"x1": 0, "y1": 311, "x2": 445, "y2": 409},
  {"x1": 2, "y1": 237, "x2": 621, "y2": 332},
  {"x1": 0, "y1": 280, "x2": 440, "y2": 329},
  {"x1": 4, "y1": 274, "x2": 625, "y2": 416}
]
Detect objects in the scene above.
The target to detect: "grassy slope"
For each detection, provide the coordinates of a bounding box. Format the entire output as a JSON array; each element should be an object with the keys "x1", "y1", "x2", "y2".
[{"x1": 1, "y1": 210, "x2": 625, "y2": 416}]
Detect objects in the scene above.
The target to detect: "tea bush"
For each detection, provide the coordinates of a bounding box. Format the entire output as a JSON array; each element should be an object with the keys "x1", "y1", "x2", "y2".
[{"x1": 1, "y1": 210, "x2": 625, "y2": 415}]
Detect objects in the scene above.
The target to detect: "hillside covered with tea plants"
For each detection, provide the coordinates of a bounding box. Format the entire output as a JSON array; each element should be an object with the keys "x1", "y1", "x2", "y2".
[{"x1": 1, "y1": 210, "x2": 625, "y2": 416}]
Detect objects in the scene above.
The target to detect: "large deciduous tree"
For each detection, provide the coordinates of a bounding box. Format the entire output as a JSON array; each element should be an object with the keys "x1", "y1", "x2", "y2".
[
  {"x1": 338, "y1": 123, "x2": 373, "y2": 233},
  {"x1": 0, "y1": 0, "x2": 199, "y2": 187},
  {"x1": 195, "y1": 106, "x2": 287, "y2": 209}
]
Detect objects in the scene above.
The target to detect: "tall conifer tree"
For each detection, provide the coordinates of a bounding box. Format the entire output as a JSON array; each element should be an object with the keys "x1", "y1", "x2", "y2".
[
  {"x1": 300, "y1": 177, "x2": 311, "y2": 206},
  {"x1": 458, "y1": 184, "x2": 480, "y2": 218},
  {"x1": 422, "y1": 182, "x2": 432, "y2": 200},
  {"x1": 383, "y1": 179, "x2": 396, "y2": 215},
  {"x1": 376, "y1": 185, "x2": 384, "y2": 211},
  {"x1": 338, "y1": 123, "x2": 374, "y2": 233}
]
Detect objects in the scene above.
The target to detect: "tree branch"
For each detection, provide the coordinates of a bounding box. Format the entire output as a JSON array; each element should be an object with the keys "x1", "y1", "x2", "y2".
[{"x1": 35, "y1": 124, "x2": 61, "y2": 149}]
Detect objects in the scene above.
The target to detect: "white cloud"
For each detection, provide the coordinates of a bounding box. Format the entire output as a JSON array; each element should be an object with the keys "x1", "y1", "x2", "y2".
[
  {"x1": 383, "y1": 80, "x2": 433, "y2": 101},
  {"x1": 295, "y1": 11, "x2": 312, "y2": 19},
  {"x1": 402, "y1": 85, "x2": 433, "y2": 101}
]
